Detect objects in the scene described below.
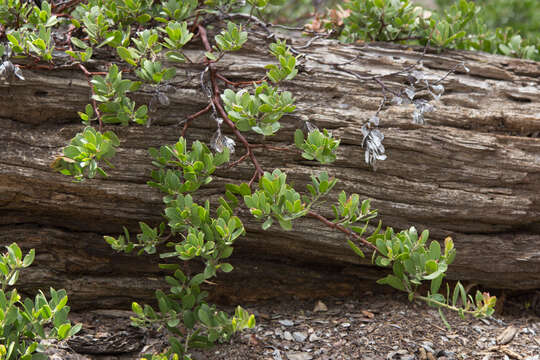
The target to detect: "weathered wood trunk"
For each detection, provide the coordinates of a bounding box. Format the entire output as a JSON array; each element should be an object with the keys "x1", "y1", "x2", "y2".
[{"x1": 1, "y1": 34, "x2": 539, "y2": 308}]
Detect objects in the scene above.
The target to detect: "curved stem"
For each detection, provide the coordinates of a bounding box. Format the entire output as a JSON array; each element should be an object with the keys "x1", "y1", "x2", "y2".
[
  {"x1": 414, "y1": 294, "x2": 477, "y2": 315},
  {"x1": 307, "y1": 211, "x2": 377, "y2": 251}
]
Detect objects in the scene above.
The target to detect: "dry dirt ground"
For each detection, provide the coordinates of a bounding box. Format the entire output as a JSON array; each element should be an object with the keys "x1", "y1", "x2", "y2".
[{"x1": 47, "y1": 291, "x2": 540, "y2": 360}]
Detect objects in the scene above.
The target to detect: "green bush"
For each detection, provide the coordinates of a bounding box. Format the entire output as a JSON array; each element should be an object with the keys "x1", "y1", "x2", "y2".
[
  {"x1": 0, "y1": 243, "x2": 81, "y2": 360},
  {"x1": 437, "y1": 0, "x2": 540, "y2": 42},
  {"x1": 317, "y1": 0, "x2": 539, "y2": 60},
  {"x1": 0, "y1": 0, "x2": 503, "y2": 358},
  {"x1": 436, "y1": 0, "x2": 539, "y2": 58}
]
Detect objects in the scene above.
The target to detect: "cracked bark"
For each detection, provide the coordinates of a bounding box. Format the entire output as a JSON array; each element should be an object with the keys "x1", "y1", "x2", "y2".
[{"x1": 1, "y1": 35, "x2": 539, "y2": 308}]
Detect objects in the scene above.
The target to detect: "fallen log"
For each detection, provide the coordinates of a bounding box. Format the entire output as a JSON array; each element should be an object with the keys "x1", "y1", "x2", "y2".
[{"x1": 1, "y1": 34, "x2": 539, "y2": 308}]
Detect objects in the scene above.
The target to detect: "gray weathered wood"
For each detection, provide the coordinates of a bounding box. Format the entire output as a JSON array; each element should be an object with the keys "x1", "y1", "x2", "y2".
[{"x1": 1, "y1": 35, "x2": 539, "y2": 308}]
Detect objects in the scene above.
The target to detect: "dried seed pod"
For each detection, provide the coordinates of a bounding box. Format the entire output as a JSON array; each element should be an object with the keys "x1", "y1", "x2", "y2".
[
  {"x1": 0, "y1": 60, "x2": 25, "y2": 82},
  {"x1": 211, "y1": 129, "x2": 235, "y2": 154},
  {"x1": 157, "y1": 92, "x2": 170, "y2": 106},
  {"x1": 431, "y1": 84, "x2": 444, "y2": 95}
]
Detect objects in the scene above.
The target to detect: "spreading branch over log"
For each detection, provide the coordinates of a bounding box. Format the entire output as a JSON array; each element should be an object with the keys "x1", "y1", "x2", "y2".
[{"x1": 1, "y1": 34, "x2": 539, "y2": 307}]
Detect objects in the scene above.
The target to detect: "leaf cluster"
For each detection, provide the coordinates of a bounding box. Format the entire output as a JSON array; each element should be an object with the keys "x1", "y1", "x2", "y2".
[
  {"x1": 158, "y1": 0, "x2": 197, "y2": 22},
  {"x1": 437, "y1": 0, "x2": 540, "y2": 46},
  {"x1": 372, "y1": 227, "x2": 494, "y2": 326},
  {"x1": 160, "y1": 21, "x2": 194, "y2": 62},
  {"x1": 3, "y1": 1, "x2": 58, "y2": 61},
  {"x1": 333, "y1": 193, "x2": 377, "y2": 234},
  {"x1": 0, "y1": 243, "x2": 81, "y2": 360},
  {"x1": 71, "y1": 0, "x2": 154, "y2": 31},
  {"x1": 91, "y1": 64, "x2": 150, "y2": 125},
  {"x1": 221, "y1": 83, "x2": 295, "y2": 136},
  {"x1": 374, "y1": 228, "x2": 454, "y2": 289},
  {"x1": 328, "y1": 0, "x2": 539, "y2": 60},
  {"x1": 266, "y1": 40, "x2": 299, "y2": 83},
  {"x1": 148, "y1": 138, "x2": 229, "y2": 195},
  {"x1": 214, "y1": 21, "x2": 248, "y2": 52},
  {"x1": 219, "y1": 39, "x2": 298, "y2": 136},
  {"x1": 0, "y1": 0, "x2": 34, "y2": 29},
  {"x1": 294, "y1": 128, "x2": 340, "y2": 164},
  {"x1": 50, "y1": 127, "x2": 120, "y2": 181},
  {"x1": 244, "y1": 169, "x2": 307, "y2": 230}
]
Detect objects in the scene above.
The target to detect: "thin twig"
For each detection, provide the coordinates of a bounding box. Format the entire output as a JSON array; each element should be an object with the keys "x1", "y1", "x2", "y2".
[
  {"x1": 182, "y1": 103, "x2": 212, "y2": 137},
  {"x1": 226, "y1": 152, "x2": 249, "y2": 168},
  {"x1": 307, "y1": 211, "x2": 377, "y2": 251},
  {"x1": 432, "y1": 61, "x2": 467, "y2": 85},
  {"x1": 294, "y1": 34, "x2": 325, "y2": 50}
]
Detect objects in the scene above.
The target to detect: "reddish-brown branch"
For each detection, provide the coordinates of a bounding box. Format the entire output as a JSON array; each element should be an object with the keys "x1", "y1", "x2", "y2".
[
  {"x1": 307, "y1": 211, "x2": 378, "y2": 251},
  {"x1": 198, "y1": 25, "x2": 212, "y2": 59},
  {"x1": 53, "y1": 13, "x2": 73, "y2": 19},
  {"x1": 189, "y1": 13, "x2": 200, "y2": 33},
  {"x1": 183, "y1": 103, "x2": 212, "y2": 137},
  {"x1": 76, "y1": 68, "x2": 107, "y2": 76},
  {"x1": 197, "y1": 24, "x2": 264, "y2": 180},
  {"x1": 20, "y1": 62, "x2": 54, "y2": 70},
  {"x1": 226, "y1": 152, "x2": 250, "y2": 169},
  {"x1": 248, "y1": 169, "x2": 260, "y2": 187}
]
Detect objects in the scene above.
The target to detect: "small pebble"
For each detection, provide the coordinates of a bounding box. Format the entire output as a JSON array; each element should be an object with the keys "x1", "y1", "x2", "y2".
[
  {"x1": 436, "y1": 350, "x2": 456, "y2": 359},
  {"x1": 313, "y1": 300, "x2": 328, "y2": 312},
  {"x1": 293, "y1": 331, "x2": 307, "y2": 342},
  {"x1": 286, "y1": 352, "x2": 313, "y2": 360},
  {"x1": 496, "y1": 325, "x2": 519, "y2": 345},
  {"x1": 284, "y1": 331, "x2": 293, "y2": 341},
  {"x1": 421, "y1": 342, "x2": 435, "y2": 354},
  {"x1": 279, "y1": 319, "x2": 294, "y2": 327}
]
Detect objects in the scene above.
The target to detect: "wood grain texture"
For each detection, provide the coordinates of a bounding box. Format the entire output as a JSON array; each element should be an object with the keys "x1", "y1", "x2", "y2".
[{"x1": 1, "y1": 35, "x2": 539, "y2": 307}]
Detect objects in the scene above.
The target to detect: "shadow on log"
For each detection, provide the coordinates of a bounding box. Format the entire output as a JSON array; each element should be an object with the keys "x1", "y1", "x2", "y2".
[{"x1": 1, "y1": 34, "x2": 539, "y2": 308}]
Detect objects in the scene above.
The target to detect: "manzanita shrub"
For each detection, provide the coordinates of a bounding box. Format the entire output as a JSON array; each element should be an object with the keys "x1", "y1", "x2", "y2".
[
  {"x1": 310, "y1": 0, "x2": 539, "y2": 61},
  {"x1": 0, "y1": 0, "x2": 503, "y2": 358},
  {"x1": 0, "y1": 243, "x2": 81, "y2": 360}
]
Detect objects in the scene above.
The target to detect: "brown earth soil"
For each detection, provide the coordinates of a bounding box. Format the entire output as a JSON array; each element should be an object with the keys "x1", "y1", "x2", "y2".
[{"x1": 45, "y1": 291, "x2": 540, "y2": 360}]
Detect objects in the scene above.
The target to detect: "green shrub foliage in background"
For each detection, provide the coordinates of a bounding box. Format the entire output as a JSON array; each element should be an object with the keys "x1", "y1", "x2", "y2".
[
  {"x1": 310, "y1": 0, "x2": 538, "y2": 60},
  {"x1": 0, "y1": 243, "x2": 81, "y2": 360},
  {"x1": 0, "y1": 0, "x2": 513, "y2": 358},
  {"x1": 436, "y1": 0, "x2": 540, "y2": 44}
]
